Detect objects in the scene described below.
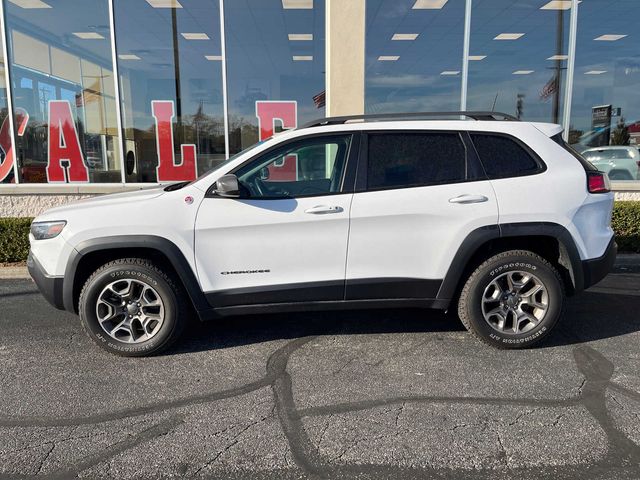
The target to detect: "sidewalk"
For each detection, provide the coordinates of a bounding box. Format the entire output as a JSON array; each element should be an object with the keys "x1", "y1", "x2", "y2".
[{"x1": 2, "y1": 254, "x2": 639, "y2": 280}]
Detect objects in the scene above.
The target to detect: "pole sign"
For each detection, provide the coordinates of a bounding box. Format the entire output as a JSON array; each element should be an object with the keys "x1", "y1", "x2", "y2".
[{"x1": 592, "y1": 105, "x2": 612, "y2": 129}]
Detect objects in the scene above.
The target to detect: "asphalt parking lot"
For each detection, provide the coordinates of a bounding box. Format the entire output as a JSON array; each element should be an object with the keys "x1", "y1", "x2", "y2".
[{"x1": 1, "y1": 264, "x2": 639, "y2": 480}]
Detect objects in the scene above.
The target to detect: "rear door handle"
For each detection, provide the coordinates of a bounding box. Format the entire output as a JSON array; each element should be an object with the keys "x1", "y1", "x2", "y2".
[
  {"x1": 304, "y1": 205, "x2": 344, "y2": 214},
  {"x1": 449, "y1": 194, "x2": 489, "y2": 204}
]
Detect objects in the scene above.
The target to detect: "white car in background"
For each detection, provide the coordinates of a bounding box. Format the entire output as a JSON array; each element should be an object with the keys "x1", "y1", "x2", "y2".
[{"x1": 581, "y1": 146, "x2": 640, "y2": 180}]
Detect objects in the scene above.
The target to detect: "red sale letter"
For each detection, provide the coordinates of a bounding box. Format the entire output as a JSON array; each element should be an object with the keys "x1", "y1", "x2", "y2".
[
  {"x1": 255, "y1": 101, "x2": 298, "y2": 181},
  {"x1": 47, "y1": 100, "x2": 89, "y2": 183},
  {"x1": 152, "y1": 101, "x2": 197, "y2": 182}
]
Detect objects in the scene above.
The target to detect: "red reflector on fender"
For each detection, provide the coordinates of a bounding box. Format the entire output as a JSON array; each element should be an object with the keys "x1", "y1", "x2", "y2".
[{"x1": 587, "y1": 171, "x2": 610, "y2": 194}]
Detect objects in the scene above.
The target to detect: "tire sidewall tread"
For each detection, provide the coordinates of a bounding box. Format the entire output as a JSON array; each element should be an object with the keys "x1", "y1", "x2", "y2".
[
  {"x1": 457, "y1": 250, "x2": 565, "y2": 349},
  {"x1": 79, "y1": 258, "x2": 186, "y2": 357}
]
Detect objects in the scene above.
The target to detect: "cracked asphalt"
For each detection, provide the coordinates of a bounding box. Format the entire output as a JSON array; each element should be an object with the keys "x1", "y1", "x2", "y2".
[{"x1": 1, "y1": 264, "x2": 639, "y2": 479}]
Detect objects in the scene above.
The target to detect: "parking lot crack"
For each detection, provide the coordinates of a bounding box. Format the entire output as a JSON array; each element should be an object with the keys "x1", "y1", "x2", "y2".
[{"x1": 35, "y1": 442, "x2": 54, "y2": 475}]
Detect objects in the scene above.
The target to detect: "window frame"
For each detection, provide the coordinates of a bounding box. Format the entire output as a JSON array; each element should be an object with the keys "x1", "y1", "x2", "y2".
[
  {"x1": 205, "y1": 132, "x2": 361, "y2": 199},
  {"x1": 468, "y1": 131, "x2": 548, "y2": 181},
  {"x1": 354, "y1": 129, "x2": 487, "y2": 193}
]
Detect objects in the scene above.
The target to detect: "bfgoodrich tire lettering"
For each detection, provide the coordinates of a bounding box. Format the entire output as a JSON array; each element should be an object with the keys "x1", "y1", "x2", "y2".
[
  {"x1": 79, "y1": 258, "x2": 187, "y2": 357},
  {"x1": 457, "y1": 250, "x2": 564, "y2": 349}
]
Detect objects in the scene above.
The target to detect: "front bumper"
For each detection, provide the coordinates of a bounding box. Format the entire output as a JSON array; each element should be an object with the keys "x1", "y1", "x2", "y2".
[
  {"x1": 581, "y1": 237, "x2": 617, "y2": 290},
  {"x1": 27, "y1": 251, "x2": 65, "y2": 310}
]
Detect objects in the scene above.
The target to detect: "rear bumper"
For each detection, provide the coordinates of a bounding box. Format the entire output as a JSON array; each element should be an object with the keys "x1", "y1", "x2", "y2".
[
  {"x1": 581, "y1": 237, "x2": 617, "y2": 290},
  {"x1": 27, "y1": 251, "x2": 65, "y2": 310}
]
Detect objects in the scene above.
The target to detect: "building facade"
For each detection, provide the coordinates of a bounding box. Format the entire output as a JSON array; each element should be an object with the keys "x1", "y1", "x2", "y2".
[{"x1": 0, "y1": 0, "x2": 639, "y2": 216}]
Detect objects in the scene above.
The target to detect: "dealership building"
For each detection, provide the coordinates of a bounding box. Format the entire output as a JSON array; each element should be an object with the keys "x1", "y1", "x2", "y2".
[{"x1": 0, "y1": 0, "x2": 638, "y2": 217}]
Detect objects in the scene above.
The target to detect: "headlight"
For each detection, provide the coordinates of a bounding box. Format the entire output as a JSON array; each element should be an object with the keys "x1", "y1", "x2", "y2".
[{"x1": 30, "y1": 221, "x2": 66, "y2": 240}]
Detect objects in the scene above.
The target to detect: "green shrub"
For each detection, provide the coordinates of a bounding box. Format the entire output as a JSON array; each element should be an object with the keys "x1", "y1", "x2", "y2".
[
  {"x1": 0, "y1": 217, "x2": 32, "y2": 263},
  {"x1": 0, "y1": 201, "x2": 639, "y2": 264},
  {"x1": 612, "y1": 201, "x2": 640, "y2": 253}
]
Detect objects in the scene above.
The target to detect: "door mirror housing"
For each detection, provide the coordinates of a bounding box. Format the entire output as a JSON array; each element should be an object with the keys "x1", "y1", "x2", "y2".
[{"x1": 213, "y1": 174, "x2": 240, "y2": 198}]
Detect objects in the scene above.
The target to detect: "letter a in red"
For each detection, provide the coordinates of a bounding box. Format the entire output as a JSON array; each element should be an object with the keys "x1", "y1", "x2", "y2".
[
  {"x1": 152, "y1": 101, "x2": 196, "y2": 182},
  {"x1": 47, "y1": 100, "x2": 89, "y2": 183}
]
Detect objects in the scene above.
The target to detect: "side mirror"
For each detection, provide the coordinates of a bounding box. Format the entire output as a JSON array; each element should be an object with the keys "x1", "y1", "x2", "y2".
[{"x1": 213, "y1": 174, "x2": 240, "y2": 198}]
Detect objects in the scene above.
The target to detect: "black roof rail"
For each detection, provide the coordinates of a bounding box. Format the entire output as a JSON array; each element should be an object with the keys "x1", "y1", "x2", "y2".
[{"x1": 300, "y1": 111, "x2": 519, "y2": 129}]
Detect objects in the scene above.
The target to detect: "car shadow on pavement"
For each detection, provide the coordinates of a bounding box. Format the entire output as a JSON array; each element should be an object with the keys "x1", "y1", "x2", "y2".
[{"x1": 168, "y1": 285, "x2": 640, "y2": 356}]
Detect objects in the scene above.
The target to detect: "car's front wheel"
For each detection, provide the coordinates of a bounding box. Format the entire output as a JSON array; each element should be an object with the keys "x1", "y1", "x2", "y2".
[
  {"x1": 457, "y1": 250, "x2": 564, "y2": 349},
  {"x1": 79, "y1": 258, "x2": 187, "y2": 356}
]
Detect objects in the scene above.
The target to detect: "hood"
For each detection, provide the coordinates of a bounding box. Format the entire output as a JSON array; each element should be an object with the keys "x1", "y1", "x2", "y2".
[{"x1": 36, "y1": 186, "x2": 166, "y2": 220}]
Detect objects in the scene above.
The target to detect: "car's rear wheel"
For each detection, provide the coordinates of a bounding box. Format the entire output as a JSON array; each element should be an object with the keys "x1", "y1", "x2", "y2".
[
  {"x1": 457, "y1": 250, "x2": 564, "y2": 349},
  {"x1": 79, "y1": 258, "x2": 187, "y2": 357}
]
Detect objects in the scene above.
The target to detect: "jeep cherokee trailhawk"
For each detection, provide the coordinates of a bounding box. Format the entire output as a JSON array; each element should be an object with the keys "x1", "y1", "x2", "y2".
[{"x1": 28, "y1": 112, "x2": 617, "y2": 356}]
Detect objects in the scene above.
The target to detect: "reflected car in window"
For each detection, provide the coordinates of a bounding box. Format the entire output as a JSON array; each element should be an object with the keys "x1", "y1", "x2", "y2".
[{"x1": 581, "y1": 146, "x2": 640, "y2": 181}]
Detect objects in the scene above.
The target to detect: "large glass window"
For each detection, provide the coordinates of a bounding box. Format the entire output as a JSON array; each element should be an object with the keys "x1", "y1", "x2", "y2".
[
  {"x1": 114, "y1": 0, "x2": 225, "y2": 182},
  {"x1": 6, "y1": 0, "x2": 121, "y2": 183},
  {"x1": 225, "y1": 0, "x2": 326, "y2": 154},
  {"x1": 365, "y1": 0, "x2": 465, "y2": 113},
  {"x1": 466, "y1": 0, "x2": 570, "y2": 122},
  {"x1": 568, "y1": 0, "x2": 639, "y2": 179},
  {"x1": 0, "y1": 40, "x2": 12, "y2": 183}
]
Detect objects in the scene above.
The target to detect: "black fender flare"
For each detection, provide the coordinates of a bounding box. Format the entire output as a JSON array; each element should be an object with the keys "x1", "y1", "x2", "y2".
[
  {"x1": 436, "y1": 222, "x2": 584, "y2": 301},
  {"x1": 63, "y1": 235, "x2": 211, "y2": 316}
]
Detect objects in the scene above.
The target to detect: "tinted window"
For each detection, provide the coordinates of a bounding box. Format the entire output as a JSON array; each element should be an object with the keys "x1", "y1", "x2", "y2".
[
  {"x1": 235, "y1": 135, "x2": 351, "y2": 199},
  {"x1": 471, "y1": 134, "x2": 541, "y2": 178},
  {"x1": 367, "y1": 133, "x2": 467, "y2": 189}
]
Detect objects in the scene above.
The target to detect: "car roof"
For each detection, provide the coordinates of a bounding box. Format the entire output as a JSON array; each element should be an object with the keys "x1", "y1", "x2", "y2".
[{"x1": 583, "y1": 145, "x2": 636, "y2": 151}]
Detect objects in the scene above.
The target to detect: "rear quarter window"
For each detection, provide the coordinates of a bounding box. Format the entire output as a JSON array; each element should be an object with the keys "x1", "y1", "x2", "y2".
[{"x1": 470, "y1": 133, "x2": 543, "y2": 179}]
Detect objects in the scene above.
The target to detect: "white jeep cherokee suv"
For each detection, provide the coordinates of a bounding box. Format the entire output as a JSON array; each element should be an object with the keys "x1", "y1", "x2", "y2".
[{"x1": 27, "y1": 112, "x2": 617, "y2": 356}]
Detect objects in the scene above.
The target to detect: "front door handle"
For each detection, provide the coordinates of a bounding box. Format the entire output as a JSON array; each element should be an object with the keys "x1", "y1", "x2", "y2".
[
  {"x1": 304, "y1": 205, "x2": 344, "y2": 214},
  {"x1": 449, "y1": 194, "x2": 489, "y2": 204}
]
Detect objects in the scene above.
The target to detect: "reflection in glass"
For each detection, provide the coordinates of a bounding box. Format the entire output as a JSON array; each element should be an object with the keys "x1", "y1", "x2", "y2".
[
  {"x1": 114, "y1": 0, "x2": 225, "y2": 182},
  {"x1": 568, "y1": 0, "x2": 639, "y2": 165},
  {"x1": 0, "y1": 37, "x2": 12, "y2": 183},
  {"x1": 466, "y1": 0, "x2": 570, "y2": 122},
  {"x1": 6, "y1": 0, "x2": 121, "y2": 183},
  {"x1": 225, "y1": 0, "x2": 326, "y2": 153},
  {"x1": 365, "y1": 0, "x2": 465, "y2": 113}
]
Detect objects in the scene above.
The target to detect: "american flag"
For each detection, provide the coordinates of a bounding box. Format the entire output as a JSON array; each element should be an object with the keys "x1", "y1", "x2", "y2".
[
  {"x1": 539, "y1": 75, "x2": 558, "y2": 101},
  {"x1": 313, "y1": 90, "x2": 326, "y2": 108}
]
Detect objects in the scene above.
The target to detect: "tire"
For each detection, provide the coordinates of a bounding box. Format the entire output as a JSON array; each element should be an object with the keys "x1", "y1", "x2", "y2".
[
  {"x1": 79, "y1": 258, "x2": 187, "y2": 357},
  {"x1": 457, "y1": 250, "x2": 564, "y2": 349}
]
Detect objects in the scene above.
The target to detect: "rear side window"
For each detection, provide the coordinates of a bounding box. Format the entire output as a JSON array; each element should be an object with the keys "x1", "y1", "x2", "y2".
[
  {"x1": 470, "y1": 133, "x2": 542, "y2": 178},
  {"x1": 367, "y1": 133, "x2": 467, "y2": 189}
]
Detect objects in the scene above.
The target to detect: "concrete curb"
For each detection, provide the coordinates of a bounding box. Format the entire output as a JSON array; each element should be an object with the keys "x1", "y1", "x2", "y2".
[
  {"x1": 0, "y1": 265, "x2": 30, "y2": 279},
  {"x1": 1, "y1": 254, "x2": 639, "y2": 280}
]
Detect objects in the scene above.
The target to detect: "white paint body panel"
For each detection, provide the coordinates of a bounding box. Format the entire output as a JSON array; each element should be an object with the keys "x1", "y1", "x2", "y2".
[
  {"x1": 347, "y1": 182, "x2": 498, "y2": 282},
  {"x1": 194, "y1": 195, "x2": 352, "y2": 293},
  {"x1": 31, "y1": 185, "x2": 203, "y2": 277}
]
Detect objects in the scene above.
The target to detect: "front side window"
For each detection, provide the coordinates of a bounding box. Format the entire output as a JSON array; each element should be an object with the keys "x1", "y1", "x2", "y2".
[
  {"x1": 235, "y1": 135, "x2": 351, "y2": 199},
  {"x1": 366, "y1": 132, "x2": 467, "y2": 190},
  {"x1": 470, "y1": 133, "x2": 542, "y2": 179}
]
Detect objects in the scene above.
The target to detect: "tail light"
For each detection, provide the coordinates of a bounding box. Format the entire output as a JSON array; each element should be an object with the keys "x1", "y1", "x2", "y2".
[{"x1": 587, "y1": 171, "x2": 611, "y2": 194}]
